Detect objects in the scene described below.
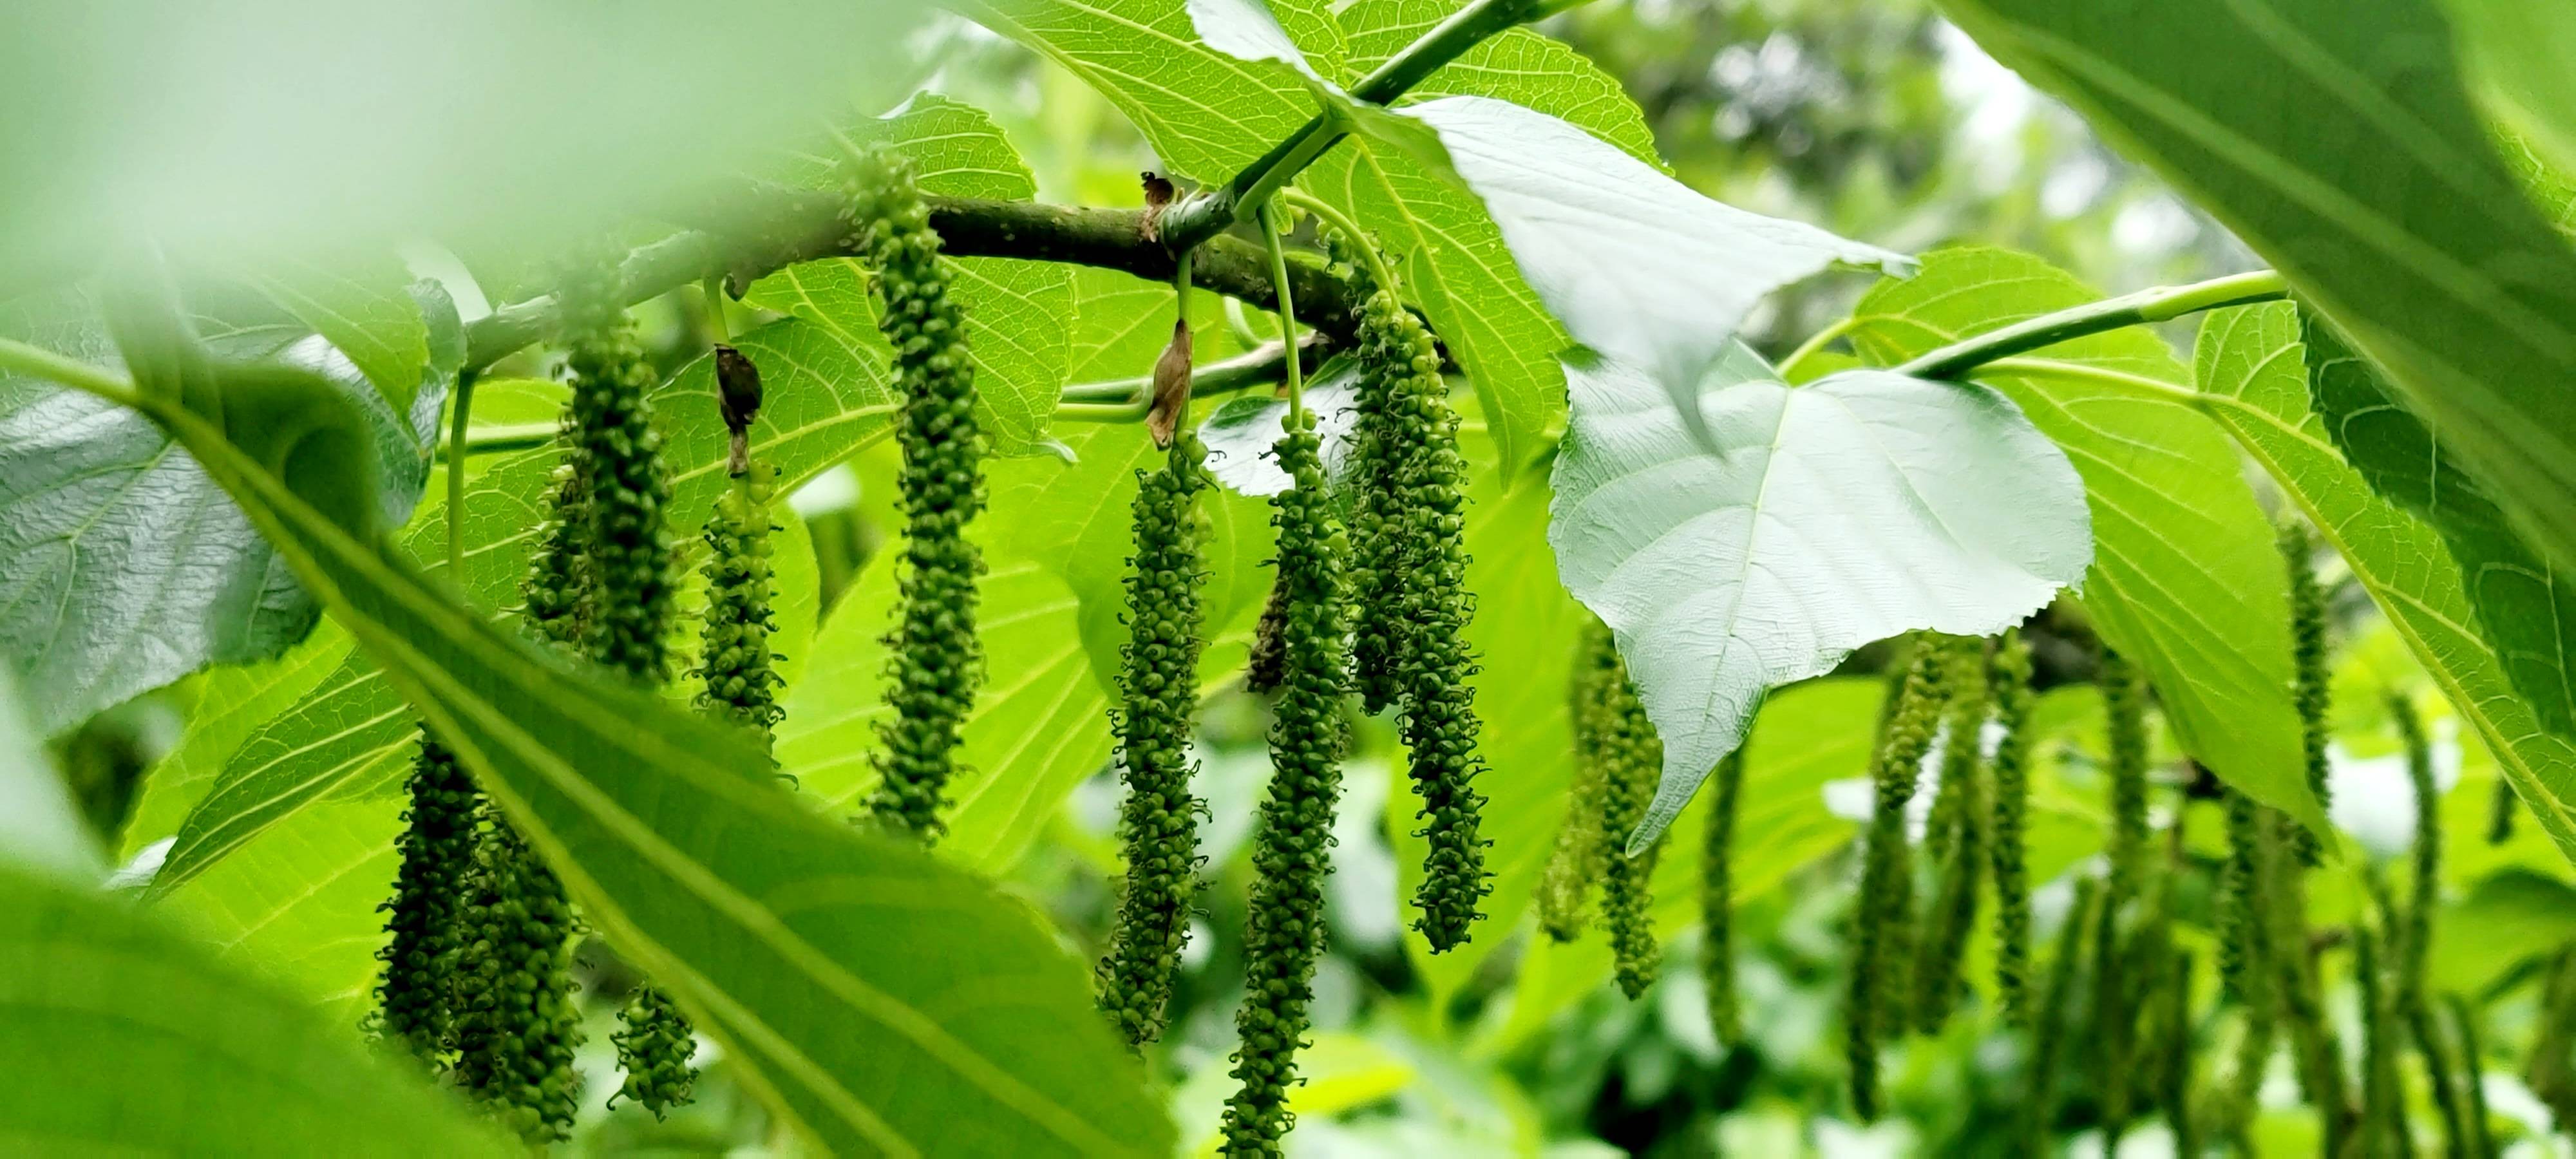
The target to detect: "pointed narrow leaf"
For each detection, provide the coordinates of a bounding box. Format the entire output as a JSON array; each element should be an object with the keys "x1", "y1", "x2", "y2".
[
  {"x1": 1548, "y1": 347, "x2": 2088, "y2": 849},
  {"x1": 117, "y1": 388, "x2": 1171, "y2": 1156}
]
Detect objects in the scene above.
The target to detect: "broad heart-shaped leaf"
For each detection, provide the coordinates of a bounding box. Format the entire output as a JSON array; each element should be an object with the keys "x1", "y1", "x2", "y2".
[
  {"x1": 1844, "y1": 247, "x2": 2327, "y2": 837},
  {"x1": 1936, "y1": 0, "x2": 2576, "y2": 596},
  {"x1": 1303, "y1": 0, "x2": 1664, "y2": 479},
  {"x1": 120, "y1": 386, "x2": 1170, "y2": 1156},
  {"x1": 146, "y1": 308, "x2": 895, "y2": 898},
  {"x1": 1548, "y1": 346, "x2": 2090, "y2": 849},
  {"x1": 0, "y1": 864, "x2": 506, "y2": 1155},
  {"x1": 960, "y1": 0, "x2": 1346, "y2": 182},
  {"x1": 761, "y1": 93, "x2": 1071, "y2": 457},
  {"x1": 2302, "y1": 312, "x2": 2576, "y2": 740},
  {"x1": 0, "y1": 286, "x2": 449, "y2": 736},
  {"x1": 1402, "y1": 95, "x2": 1911, "y2": 453},
  {"x1": 2196, "y1": 302, "x2": 2576, "y2": 863},
  {"x1": 1187, "y1": 0, "x2": 1323, "y2": 82}
]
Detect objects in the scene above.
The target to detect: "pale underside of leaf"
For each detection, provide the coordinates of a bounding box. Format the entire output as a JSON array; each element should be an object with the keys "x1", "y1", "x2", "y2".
[{"x1": 1549, "y1": 347, "x2": 2090, "y2": 850}]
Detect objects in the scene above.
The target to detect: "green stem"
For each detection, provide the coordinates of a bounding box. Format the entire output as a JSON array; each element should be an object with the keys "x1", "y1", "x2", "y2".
[
  {"x1": 1282, "y1": 189, "x2": 1398, "y2": 292},
  {"x1": 1777, "y1": 315, "x2": 1858, "y2": 381},
  {"x1": 1258, "y1": 199, "x2": 1307, "y2": 423},
  {"x1": 1056, "y1": 340, "x2": 1323, "y2": 407},
  {"x1": 446, "y1": 370, "x2": 478, "y2": 574},
  {"x1": 1976, "y1": 358, "x2": 2208, "y2": 405},
  {"x1": 1153, "y1": 0, "x2": 1546, "y2": 254},
  {"x1": 433, "y1": 422, "x2": 565, "y2": 460},
  {"x1": 1896, "y1": 270, "x2": 2288, "y2": 380},
  {"x1": 703, "y1": 278, "x2": 731, "y2": 344},
  {"x1": 0, "y1": 337, "x2": 141, "y2": 406},
  {"x1": 1058, "y1": 399, "x2": 1155, "y2": 423}
]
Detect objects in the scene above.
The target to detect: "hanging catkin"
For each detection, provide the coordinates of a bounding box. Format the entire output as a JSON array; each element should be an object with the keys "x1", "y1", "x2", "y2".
[
  {"x1": 1701, "y1": 746, "x2": 1748, "y2": 1045},
  {"x1": 1986, "y1": 630, "x2": 2036, "y2": 1026},
  {"x1": 2025, "y1": 874, "x2": 2100, "y2": 1154},
  {"x1": 373, "y1": 737, "x2": 476, "y2": 1060},
  {"x1": 1912, "y1": 639, "x2": 1991, "y2": 1031},
  {"x1": 1846, "y1": 642, "x2": 1947, "y2": 1120},
  {"x1": 846, "y1": 145, "x2": 987, "y2": 841},
  {"x1": 1219, "y1": 408, "x2": 1350, "y2": 1156},
  {"x1": 1598, "y1": 637, "x2": 1667, "y2": 1001},
  {"x1": 2391, "y1": 693, "x2": 2474, "y2": 1154},
  {"x1": 696, "y1": 352, "x2": 785, "y2": 753},
  {"x1": 2283, "y1": 521, "x2": 2333, "y2": 864},
  {"x1": 1537, "y1": 617, "x2": 1622, "y2": 943},
  {"x1": 1097, "y1": 433, "x2": 1215, "y2": 1049}
]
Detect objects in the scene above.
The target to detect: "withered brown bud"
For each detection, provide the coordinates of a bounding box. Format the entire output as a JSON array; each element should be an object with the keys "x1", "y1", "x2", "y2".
[
  {"x1": 1147, "y1": 319, "x2": 1193, "y2": 449},
  {"x1": 714, "y1": 343, "x2": 762, "y2": 476},
  {"x1": 1141, "y1": 171, "x2": 1177, "y2": 242}
]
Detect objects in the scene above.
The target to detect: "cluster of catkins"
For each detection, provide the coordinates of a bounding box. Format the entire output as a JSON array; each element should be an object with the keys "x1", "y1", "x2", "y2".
[{"x1": 370, "y1": 265, "x2": 791, "y2": 1142}]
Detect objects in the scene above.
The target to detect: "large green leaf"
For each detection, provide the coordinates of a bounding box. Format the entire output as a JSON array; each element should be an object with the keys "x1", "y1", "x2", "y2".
[
  {"x1": 0, "y1": 285, "x2": 450, "y2": 736},
  {"x1": 960, "y1": 0, "x2": 1347, "y2": 183},
  {"x1": 120, "y1": 621, "x2": 352, "y2": 858},
  {"x1": 2443, "y1": 0, "x2": 2576, "y2": 182},
  {"x1": 756, "y1": 93, "x2": 1072, "y2": 457},
  {"x1": 2195, "y1": 301, "x2": 2576, "y2": 862},
  {"x1": 113, "y1": 374, "x2": 1171, "y2": 1156},
  {"x1": 1936, "y1": 0, "x2": 2576, "y2": 594},
  {"x1": 0, "y1": 863, "x2": 505, "y2": 1154},
  {"x1": 2300, "y1": 312, "x2": 2576, "y2": 739},
  {"x1": 1845, "y1": 247, "x2": 2325, "y2": 836},
  {"x1": 146, "y1": 308, "x2": 895, "y2": 896},
  {"x1": 1548, "y1": 344, "x2": 2089, "y2": 848},
  {"x1": 1305, "y1": 0, "x2": 1663, "y2": 479},
  {"x1": 1401, "y1": 95, "x2": 1907, "y2": 452}
]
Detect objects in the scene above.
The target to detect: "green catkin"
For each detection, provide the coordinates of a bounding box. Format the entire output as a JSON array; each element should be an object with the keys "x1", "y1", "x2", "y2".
[
  {"x1": 2392, "y1": 693, "x2": 2474, "y2": 1156},
  {"x1": 1536, "y1": 619, "x2": 1621, "y2": 942},
  {"x1": 1598, "y1": 641, "x2": 1667, "y2": 1000},
  {"x1": 2531, "y1": 951, "x2": 2576, "y2": 1130},
  {"x1": 845, "y1": 146, "x2": 987, "y2": 842},
  {"x1": 2358, "y1": 921, "x2": 2411, "y2": 1158},
  {"x1": 2487, "y1": 777, "x2": 2516, "y2": 846},
  {"x1": 451, "y1": 820, "x2": 583, "y2": 1144},
  {"x1": 2284, "y1": 521, "x2": 2333, "y2": 865},
  {"x1": 1912, "y1": 641, "x2": 1990, "y2": 1032},
  {"x1": 2026, "y1": 874, "x2": 2101, "y2": 1154},
  {"x1": 694, "y1": 469, "x2": 786, "y2": 749},
  {"x1": 1701, "y1": 746, "x2": 1747, "y2": 1044},
  {"x1": 1220, "y1": 411, "x2": 1349, "y2": 1156},
  {"x1": 1846, "y1": 643, "x2": 1948, "y2": 1120},
  {"x1": 560, "y1": 265, "x2": 697, "y2": 1119},
  {"x1": 2100, "y1": 652, "x2": 2151, "y2": 904},
  {"x1": 1097, "y1": 434, "x2": 1214, "y2": 1049},
  {"x1": 1987, "y1": 630, "x2": 2036, "y2": 1026},
  {"x1": 1339, "y1": 247, "x2": 1404, "y2": 719},
  {"x1": 1356, "y1": 285, "x2": 1492, "y2": 952},
  {"x1": 1244, "y1": 576, "x2": 1290, "y2": 694},
  {"x1": 373, "y1": 737, "x2": 476, "y2": 1059},
  {"x1": 2270, "y1": 812, "x2": 2355, "y2": 1151},
  {"x1": 2161, "y1": 950, "x2": 2199, "y2": 1159},
  {"x1": 2447, "y1": 994, "x2": 2496, "y2": 1159},
  {"x1": 2219, "y1": 790, "x2": 2266, "y2": 1004},
  {"x1": 446, "y1": 360, "x2": 594, "y2": 1142}
]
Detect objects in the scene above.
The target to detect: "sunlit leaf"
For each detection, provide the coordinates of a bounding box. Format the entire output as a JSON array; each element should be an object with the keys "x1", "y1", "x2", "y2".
[
  {"x1": 1548, "y1": 344, "x2": 2088, "y2": 849},
  {"x1": 2195, "y1": 301, "x2": 2576, "y2": 863},
  {"x1": 1846, "y1": 247, "x2": 2325, "y2": 836}
]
